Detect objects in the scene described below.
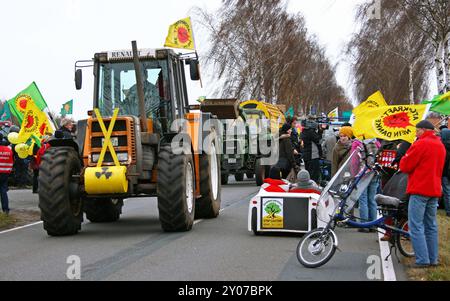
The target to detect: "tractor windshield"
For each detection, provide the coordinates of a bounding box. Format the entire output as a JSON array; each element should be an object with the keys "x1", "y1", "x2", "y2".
[{"x1": 97, "y1": 60, "x2": 171, "y2": 125}]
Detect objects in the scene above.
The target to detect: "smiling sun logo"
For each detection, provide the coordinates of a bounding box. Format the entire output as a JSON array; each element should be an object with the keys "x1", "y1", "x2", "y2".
[{"x1": 373, "y1": 106, "x2": 422, "y2": 140}]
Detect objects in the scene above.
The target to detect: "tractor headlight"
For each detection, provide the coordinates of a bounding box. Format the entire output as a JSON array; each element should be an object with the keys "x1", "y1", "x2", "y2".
[
  {"x1": 117, "y1": 152, "x2": 129, "y2": 162},
  {"x1": 91, "y1": 153, "x2": 128, "y2": 163}
]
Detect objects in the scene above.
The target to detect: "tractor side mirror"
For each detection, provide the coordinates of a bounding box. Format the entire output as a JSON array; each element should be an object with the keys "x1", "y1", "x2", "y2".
[
  {"x1": 189, "y1": 60, "x2": 200, "y2": 81},
  {"x1": 75, "y1": 69, "x2": 83, "y2": 90}
]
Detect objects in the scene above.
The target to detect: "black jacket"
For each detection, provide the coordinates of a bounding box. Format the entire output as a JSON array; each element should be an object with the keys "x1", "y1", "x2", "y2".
[
  {"x1": 301, "y1": 128, "x2": 323, "y2": 162},
  {"x1": 58, "y1": 126, "x2": 73, "y2": 139},
  {"x1": 278, "y1": 134, "x2": 296, "y2": 171},
  {"x1": 443, "y1": 141, "x2": 450, "y2": 179}
]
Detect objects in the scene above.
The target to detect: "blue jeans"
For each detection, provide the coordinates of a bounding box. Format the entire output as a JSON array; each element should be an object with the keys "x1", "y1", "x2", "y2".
[
  {"x1": 409, "y1": 195, "x2": 439, "y2": 265},
  {"x1": 0, "y1": 174, "x2": 9, "y2": 213},
  {"x1": 442, "y1": 177, "x2": 450, "y2": 214},
  {"x1": 359, "y1": 177, "x2": 380, "y2": 222}
]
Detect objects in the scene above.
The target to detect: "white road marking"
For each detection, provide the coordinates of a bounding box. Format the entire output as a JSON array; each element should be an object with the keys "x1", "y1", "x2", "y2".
[
  {"x1": 377, "y1": 222, "x2": 397, "y2": 281},
  {"x1": 0, "y1": 221, "x2": 43, "y2": 235}
]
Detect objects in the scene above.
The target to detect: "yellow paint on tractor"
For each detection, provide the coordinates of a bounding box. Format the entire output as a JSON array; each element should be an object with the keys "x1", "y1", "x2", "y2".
[
  {"x1": 240, "y1": 100, "x2": 286, "y2": 132},
  {"x1": 84, "y1": 108, "x2": 129, "y2": 195}
]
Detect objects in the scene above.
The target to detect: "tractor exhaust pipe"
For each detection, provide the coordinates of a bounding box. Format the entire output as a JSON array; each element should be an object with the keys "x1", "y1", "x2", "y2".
[{"x1": 131, "y1": 40, "x2": 148, "y2": 133}]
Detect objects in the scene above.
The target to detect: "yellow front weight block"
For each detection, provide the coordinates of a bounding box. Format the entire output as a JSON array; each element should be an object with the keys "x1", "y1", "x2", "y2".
[{"x1": 85, "y1": 166, "x2": 128, "y2": 195}]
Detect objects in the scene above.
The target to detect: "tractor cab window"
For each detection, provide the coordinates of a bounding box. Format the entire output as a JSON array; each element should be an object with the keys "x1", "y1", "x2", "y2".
[{"x1": 98, "y1": 60, "x2": 171, "y2": 134}]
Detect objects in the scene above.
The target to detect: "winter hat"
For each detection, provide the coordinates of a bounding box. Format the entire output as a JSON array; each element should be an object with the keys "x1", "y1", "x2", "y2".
[
  {"x1": 296, "y1": 169, "x2": 316, "y2": 189},
  {"x1": 416, "y1": 120, "x2": 435, "y2": 130},
  {"x1": 339, "y1": 126, "x2": 354, "y2": 139},
  {"x1": 297, "y1": 170, "x2": 311, "y2": 184}
]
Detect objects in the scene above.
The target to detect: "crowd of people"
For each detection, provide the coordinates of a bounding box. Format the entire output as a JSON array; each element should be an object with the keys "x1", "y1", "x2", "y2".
[
  {"x1": 0, "y1": 117, "x2": 76, "y2": 216},
  {"x1": 268, "y1": 115, "x2": 450, "y2": 269}
]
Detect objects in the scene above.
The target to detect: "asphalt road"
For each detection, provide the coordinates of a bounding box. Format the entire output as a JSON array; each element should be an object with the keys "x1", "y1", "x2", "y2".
[{"x1": 0, "y1": 178, "x2": 407, "y2": 281}]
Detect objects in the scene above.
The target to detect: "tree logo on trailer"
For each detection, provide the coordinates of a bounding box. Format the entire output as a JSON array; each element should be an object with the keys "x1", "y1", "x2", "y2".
[{"x1": 262, "y1": 199, "x2": 284, "y2": 229}]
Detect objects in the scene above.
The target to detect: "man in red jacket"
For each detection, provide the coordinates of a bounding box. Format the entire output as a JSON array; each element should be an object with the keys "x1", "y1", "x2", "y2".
[
  {"x1": 0, "y1": 135, "x2": 14, "y2": 215},
  {"x1": 400, "y1": 120, "x2": 445, "y2": 268}
]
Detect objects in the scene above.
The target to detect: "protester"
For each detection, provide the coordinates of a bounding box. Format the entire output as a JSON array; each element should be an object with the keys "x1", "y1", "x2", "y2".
[
  {"x1": 331, "y1": 126, "x2": 353, "y2": 176},
  {"x1": 276, "y1": 124, "x2": 297, "y2": 179},
  {"x1": 291, "y1": 169, "x2": 321, "y2": 193},
  {"x1": 59, "y1": 117, "x2": 75, "y2": 139},
  {"x1": 0, "y1": 134, "x2": 14, "y2": 215},
  {"x1": 30, "y1": 136, "x2": 51, "y2": 194},
  {"x1": 286, "y1": 116, "x2": 301, "y2": 155},
  {"x1": 354, "y1": 138, "x2": 381, "y2": 231},
  {"x1": 400, "y1": 120, "x2": 446, "y2": 268},
  {"x1": 301, "y1": 118, "x2": 323, "y2": 183},
  {"x1": 441, "y1": 129, "x2": 450, "y2": 217}
]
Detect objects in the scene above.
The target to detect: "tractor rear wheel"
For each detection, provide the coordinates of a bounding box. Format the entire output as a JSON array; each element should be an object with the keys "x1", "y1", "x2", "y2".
[
  {"x1": 235, "y1": 173, "x2": 244, "y2": 182},
  {"x1": 196, "y1": 130, "x2": 222, "y2": 219},
  {"x1": 221, "y1": 173, "x2": 229, "y2": 185},
  {"x1": 38, "y1": 147, "x2": 83, "y2": 236},
  {"x1": 85, "y1": 198, "x2": 123, "y2": 223},
  {"x1": 157, "y1": 144, "x2": 196, "y2": 232}
]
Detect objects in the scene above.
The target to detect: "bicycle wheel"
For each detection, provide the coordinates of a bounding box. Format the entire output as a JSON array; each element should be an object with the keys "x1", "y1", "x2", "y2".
[
  {"x1": 297, "y1": 228, "x2": 337, "y2": 268},
  {"x1": 396, "y1": 220, "x2": 415, "y2": 258}
]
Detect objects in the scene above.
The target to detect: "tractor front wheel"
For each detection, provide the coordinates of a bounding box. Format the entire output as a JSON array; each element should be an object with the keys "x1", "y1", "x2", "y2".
[
  {"x1": 157, "y1": 144, "x2": 196, "y2": 232},
  {"x1": 38, "y1": 147, "x2": 83, "y2": 236}
]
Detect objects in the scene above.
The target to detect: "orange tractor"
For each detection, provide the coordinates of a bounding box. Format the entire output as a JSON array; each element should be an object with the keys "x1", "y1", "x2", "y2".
[{"x1": 38, "y1": 42, "x2": 221, "y2": 236}]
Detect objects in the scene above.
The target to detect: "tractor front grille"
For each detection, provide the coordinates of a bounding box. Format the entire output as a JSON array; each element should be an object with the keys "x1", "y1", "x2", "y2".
[{"x1": 88, "y1": 118, "x2": 136, "y2": 166}]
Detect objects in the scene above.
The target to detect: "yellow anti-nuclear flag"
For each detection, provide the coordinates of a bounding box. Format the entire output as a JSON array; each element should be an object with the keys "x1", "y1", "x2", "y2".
[
  {"x1": 164, "y1": 17, "x2": 196, "y2": 50},
  {"x1": 353, "y1": 104, "x2": 429, "y2": 143},
  {"x1": 17, "y1": 100, "x2": 53, "y2": 143},
  {"x1": 353, "y1": 91, "x2": 388, "y2": 116}
]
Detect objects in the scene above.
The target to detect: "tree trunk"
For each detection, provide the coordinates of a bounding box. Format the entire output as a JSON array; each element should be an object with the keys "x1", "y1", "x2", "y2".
[
  {"x1": 409, "y1": 63, "x2": 415, "y2": 104},
  {"x1": 435, "y1": 40, "x2": 446, "y2": 94},
  {"x1": 444, "y1": 33, "x2": 450, "y2": 92}
]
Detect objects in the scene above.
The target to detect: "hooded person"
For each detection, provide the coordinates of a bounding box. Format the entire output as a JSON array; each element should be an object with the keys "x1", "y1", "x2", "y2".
[
  {"x1": 290, "y1": 170, "x2": 321, "y2": 194},
  {"x1": 276, "y1": 124, "x2": 296, "y2": 179},
  {"x1": 301, "y1": 118, "x2": 323, "y2": 183}
]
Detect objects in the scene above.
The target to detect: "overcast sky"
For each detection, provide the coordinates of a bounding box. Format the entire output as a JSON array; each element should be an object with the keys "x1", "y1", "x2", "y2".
[{"x1": 0, "y1": 0, "x2": 416, "y2": 119}]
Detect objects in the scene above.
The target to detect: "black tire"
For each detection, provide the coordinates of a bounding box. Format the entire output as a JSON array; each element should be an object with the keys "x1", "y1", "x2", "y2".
[
  {"x1": 235, "y1": 173, "x2": 244, "y2": 182},
  {"x1": 196, "y1": 130, "x2": 222, "y2": 219},
  {"x1": 157, "y1": 144, "x2": 195, "y2": 232},
  {"x1": 297, "y1": 228, "x2": 337, "y2": 268},
  {"x1": 396, "y1": 219, "x2": 415, "y2": 258},
  {"x1": 246, "y1": 173, "x2": 254, "y2": 179},
  {"x1": 221, "y1": 173, "x2": 229, "y2": 185},
  {"x1": 85, "y1": 198, "x2": 123, "y2": 223},
  {"x1": 311, "y1": 209, "x2": 317, "y2": 230},
  {"x1": 251, "y1": 207, "x2": 259, "y2": 236},
  {"x1": 38, "y1": 147, "x2": 83, "y2": 236}
]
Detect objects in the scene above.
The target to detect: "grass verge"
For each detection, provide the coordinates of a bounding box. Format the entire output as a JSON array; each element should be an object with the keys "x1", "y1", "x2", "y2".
[
  {"x1": 0, "y1": 210, "x2": 41, "y2": 232},
  {"x1": 406, "y1": 211, "x2": 450, "y2": 281}
]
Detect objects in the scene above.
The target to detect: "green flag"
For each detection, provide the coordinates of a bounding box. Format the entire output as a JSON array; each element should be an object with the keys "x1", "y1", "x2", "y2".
[
  {"x1": 422, "y1": 91, "x2": 450, "y2": 115},
  {"x1": 0, "y1": 103, "x2": 11, "y2": 121},
  {"x1": 60, "y1": 100, "x2": 73, "y2": 116},
  {"x1": 285, "y1": 106, "x2": 295, "y2": 118},
  {"x1": 7, "y1": 82, "x2": 49, "y2": 124}
]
